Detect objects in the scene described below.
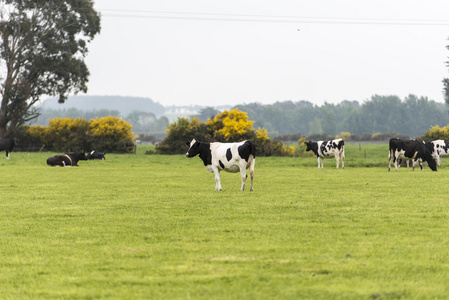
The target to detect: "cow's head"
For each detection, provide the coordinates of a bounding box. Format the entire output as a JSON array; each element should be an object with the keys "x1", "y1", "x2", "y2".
[
  {"x1": 304, "y1": 141, "x2": 312, "y2": 151},
  {"x1": 88, "y1": 150, "x2": 106, "y2": 160},
  {"x1": 76, "y1": 150, "x2": 88, "y2": 161},
  {"x1": 425, "y1": 155, "x2": 438, "y2": 171},
  {"x1": 304, "y1": 141, "x2": 317, "y2": 152},
  {"x1": 422, "y1": 143, "x2": 437, "y2": 171},
  {"x1": 186, "y1": 139, "x2": 201, "y2": 158}
]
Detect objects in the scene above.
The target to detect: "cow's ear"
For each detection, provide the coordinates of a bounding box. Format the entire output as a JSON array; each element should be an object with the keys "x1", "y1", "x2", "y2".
[{"x1": 186, "y1": 141, "x2": 190, "y2": 146}]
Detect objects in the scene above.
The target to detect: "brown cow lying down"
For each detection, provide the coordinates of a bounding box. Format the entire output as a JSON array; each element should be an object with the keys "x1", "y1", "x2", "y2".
[{"x1": 47, "y1": 151, "x2": 87, "y2": 167}]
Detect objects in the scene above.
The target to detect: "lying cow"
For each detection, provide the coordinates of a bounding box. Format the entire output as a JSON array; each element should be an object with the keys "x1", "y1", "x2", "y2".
[
  {"x1": 388, "y1": 138, "x2": 437, "y2": 171},
  {"x1": 0, "y1": 138, "x2": 17, "y2": 159},
  {"x1": 86, "y1": 150, "x2": 105, "y2": 160},
  {"x1": 186, "y1": 139, "x2": 256, "y2": 191},
  {"x1": 47, "y1": 151, "x2": 87, "y2": 167},
  {"x1": 305, "y1": 139, "x2": 345, "y2": 168}
]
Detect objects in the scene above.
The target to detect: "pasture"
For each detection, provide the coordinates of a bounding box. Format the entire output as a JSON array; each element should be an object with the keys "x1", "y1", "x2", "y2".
[{"x1": 1, "y1": 144, "x2": 449, "y2": 299}]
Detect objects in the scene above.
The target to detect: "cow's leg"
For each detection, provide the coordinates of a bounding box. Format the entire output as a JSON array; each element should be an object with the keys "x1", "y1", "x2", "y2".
[
  {"x1": 249, "y1": 158, "x2": 255, "y2": 191},
  {"x1": 341, "y1": 152, "x2": 345, "y2": 169},
  {"x1": 6, "y1": 151, "x2": 10, "y2": 159},
  {"x1": 212, "y1": 167, "x2": 222, "y2": 191},
  {"x1": 394, "y1": 154, "x2": 399, "y2": 172},
  {"x1": 240, "y1": 168, "x2": 247, "y2": 191},
  {"x1": 239, "y1": 160, "x2": 249, "y2": 191},
  {"x1": 317, "y1": 157, "x2": 320, "y2": 168},
  {"x1": 335, "y1": 155, "x2": 340, "y2": 169}
]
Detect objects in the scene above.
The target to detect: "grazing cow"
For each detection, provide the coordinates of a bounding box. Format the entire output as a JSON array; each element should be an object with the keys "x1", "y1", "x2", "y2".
[
  {"x1": 0, "y1": 138, "x2": 17, "y2": 159},
  {"x1": 388, "y1": 138, "x2": 437, "y2": 171},
  {"x1": 429, "y1": 140, "x2": 449, "y2": 166},
  {"x1": 305, "y1": 139, "x2": 345, "y2": 168},
  {"x1": 86, "y1": 150, "x2": 106, "y2": 160},
  {"x1": 185, "y1": 139, "x2": 256, "y2": 191},
  {"x1": 46, "y1": 151, "x2": 87, "y2": 167}
]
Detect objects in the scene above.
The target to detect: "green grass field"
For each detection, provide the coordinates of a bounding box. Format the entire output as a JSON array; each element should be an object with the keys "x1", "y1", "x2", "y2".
[{"x1": 1, "y1": 144, "x2": 449, "y2": 299}]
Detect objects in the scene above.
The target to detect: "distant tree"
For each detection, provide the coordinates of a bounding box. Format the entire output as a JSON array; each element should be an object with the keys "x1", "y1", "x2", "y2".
[
  {"x1": 0, "y1": 0, "x2": 101, "y2": 137},
  {"x1": 153, "y1": 116, "x2": 169, "y2": 132},
  {"x1": 126, "y1": 111, "x2": 157, "y2": 133},
  {"x1": 196, "y1": 107, "x2": 220, "y2": 122}
]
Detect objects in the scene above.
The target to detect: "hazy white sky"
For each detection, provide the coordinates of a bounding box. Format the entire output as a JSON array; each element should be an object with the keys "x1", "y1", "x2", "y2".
[{"x1": 84, "y1": 0, "x2": 449, "y2": 107}]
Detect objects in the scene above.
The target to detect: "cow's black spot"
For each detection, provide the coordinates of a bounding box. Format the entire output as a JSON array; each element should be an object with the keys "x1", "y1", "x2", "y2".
[
  {"x1": 219, "y1": 160, "x2": 225, "y2": 169},
  {"x1": 238, "y1": 141, "x2": 256, "y2": 161},
  {"x1": 226, "y1": 148, "x2": 232, "y2": 161}
]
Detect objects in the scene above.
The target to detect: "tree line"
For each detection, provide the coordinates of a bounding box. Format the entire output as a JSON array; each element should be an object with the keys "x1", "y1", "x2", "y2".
[{"x1": 231, "y1": 94, "x2": 448, "y2": 139}]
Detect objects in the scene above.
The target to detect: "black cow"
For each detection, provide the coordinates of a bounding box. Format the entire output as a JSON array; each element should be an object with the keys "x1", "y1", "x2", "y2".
[
  {"x1": 47, "y1": 151, "x2": 87, "y2": 167},
  {"x1": 388, "y1": 138, "x2": 437, "y2": 171},
  {"x1": 0, "y1": 138, "x2": 17, "y2": 159},
  {"x1": 305, "y1": 138, "x2": 345, "y2": 168},
  {"x1": 86, "y1": 150, "x2": 105, "y2": 160},
  {"x1": 186, "y1": 139, "x2": 256, "y2": 191}
]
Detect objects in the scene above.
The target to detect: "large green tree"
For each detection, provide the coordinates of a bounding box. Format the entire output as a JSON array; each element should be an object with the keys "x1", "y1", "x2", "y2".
[{"x1": 0, "y1": 0, "x2": 100, "y2": 137}]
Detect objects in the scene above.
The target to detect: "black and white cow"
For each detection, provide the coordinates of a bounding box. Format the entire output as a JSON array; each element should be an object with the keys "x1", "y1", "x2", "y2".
[
  {"x1": 86, "y1": 150, "x2": 106, "y2": 160},
  {"x1": 388, "y1": 138, "x2": 437, "y2": 171},
  {"x1": 186, "y1": 139, "x2": 256, "y2": 191},
  {"x1": 0, "y1": 138, "x2": 17, "y2": 159},
  {"x1": 46, "y1": 151, "x2": 87, "y2": 167},
  {"x1": 429, "y1": 140, "x2": 449, "y2": 166},
  {"x1": 305, "y1": 139, "x2": 345, "y2": 168}
]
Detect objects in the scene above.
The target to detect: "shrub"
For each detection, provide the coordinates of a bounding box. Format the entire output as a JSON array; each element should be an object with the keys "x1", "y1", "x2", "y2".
[
  {"x1": 89, "y1": 116, "x2": 135, "y2": 153},
  {"x1": 295, "y1": 137, "x2": 310, "y2": 157},
  {"x1": 207, "y1": 108, "x2": 254, "y2": 142},
  {"x1": 421, "y1": 125, "x2": 449, "y2": 141},
  {"x1": 48, "y1": 118, "x2": 90, "y2": 152},
  {"x1": 19, "y1": 117, "x2": 135, "y2": 153},
  {"x1": 340, "y1": 132, "x2": 351, "y2": 141}
]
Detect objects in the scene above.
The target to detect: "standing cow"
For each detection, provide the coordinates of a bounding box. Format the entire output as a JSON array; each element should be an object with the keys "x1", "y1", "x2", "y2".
[
  {"x1": 305, "y1": 139, "x2": 345, "y2": 168},
  {"x1": 388, "y1": 138, "x2": 437, "y2": 171},
  {"x1": 185, "y1": 139, "x2": 256, "y2": 191},
  {"x1": 429, "y1": 140, "x2": 449, "y2": 166},
  {"x1": 0, "y1": 138, "x2": 17, "y2": 159}
]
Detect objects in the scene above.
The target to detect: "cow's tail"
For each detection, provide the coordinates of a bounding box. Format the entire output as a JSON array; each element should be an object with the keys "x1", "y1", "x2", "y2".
[
  {"x1": 245, "y1": 141, "x2": 256, "y2": 170},
  {"x1": 250, "y1": 141, "x2": 256, "y2": 159}
]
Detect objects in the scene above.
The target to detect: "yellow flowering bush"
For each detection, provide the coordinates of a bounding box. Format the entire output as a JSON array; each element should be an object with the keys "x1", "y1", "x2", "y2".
[
  {"x1": 48, "y1": 118, "x2": 90, "y2": 151},
  {"x1": 207, "y1": 108, "x2": 254, "y2": 142},
  {"x1": 22, "y1": 117, "x2": 135, "y2": 152},
  {"x1": 89, "y1": 116, "x2": 135, "y2": 152},
  {"x1": 340, "y1": 132, "x2": 351, "y2": 141},
  {"x1": 422, "y1": 125, "x2": 449, "y2": 141}
]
